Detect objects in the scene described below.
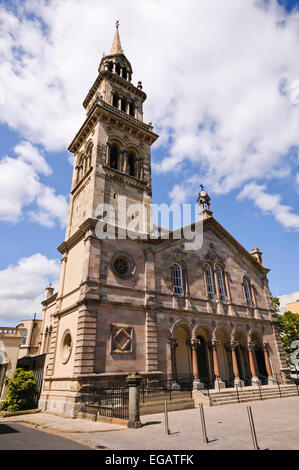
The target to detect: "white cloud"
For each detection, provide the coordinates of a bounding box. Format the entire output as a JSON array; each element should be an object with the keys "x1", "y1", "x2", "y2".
[
  {"x1": 14, "y1": 141, "x2": 51, "y2": 176},
  {"x1": 0, "y1": 141, "x2": 68, "y2": 227},
  {"x1": 0, "y1": 253, "x2": 60, "y2": 325},
  {"x1": 0, "y1": 1, "x2": 299, "y2": 223},
  {"x1": 238, "y1": 182, "x2": 299, "y2": 230}
]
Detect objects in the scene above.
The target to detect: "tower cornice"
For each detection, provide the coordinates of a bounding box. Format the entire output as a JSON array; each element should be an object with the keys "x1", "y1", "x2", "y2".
[
  {"x1": 83, "y1": 70, "x2": 146, "y2": 110},
  {"x1": 68, "y1": 99, "x2": 158, "y2": 153}
]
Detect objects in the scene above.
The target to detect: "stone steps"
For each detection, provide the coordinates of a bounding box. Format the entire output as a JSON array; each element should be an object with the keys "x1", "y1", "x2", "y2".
[{"x1": 207, "y1": 385, "x2": 298, "y2": 406}]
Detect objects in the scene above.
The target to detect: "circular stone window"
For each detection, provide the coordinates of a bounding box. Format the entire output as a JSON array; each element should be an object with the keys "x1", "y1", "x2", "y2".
[
  {"x1": 112, "y1": 253, "x2": 135, "y2": 279},
  {"x1": 61, "y1": 330, "x2": 72, "y2": 364}
]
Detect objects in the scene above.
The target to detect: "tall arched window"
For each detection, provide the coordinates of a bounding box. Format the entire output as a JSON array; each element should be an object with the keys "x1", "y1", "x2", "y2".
[
  {"x1": 121, "y1": 98, "x2": 127, "y2": 112},
  {"x1": 128, "y1": 153, "x2": 136, "y2": 177},
  {"x1": 115, "y1": 63, "x2": 121, "y2": 76},
  {"x1": 21, "y1": 328, "x2": 28, "y2": 346},
  {"x1": 86, "y1": 144, "x2": 92, "y2": 171},
  {"x1": 171, "y1": 263, "x2": 184, "y2": 297},
  {"x1": 110, "y1": 145, "x2": 119, "y2": 170},
  {"x1": 76, "y1": 158, "x2": 83, "y2": 182},
  {"x1": 243, "y1": 278, "x2": 252, "y2": 307},
  {"x1": 204, "y1": 264, "x2": 215, "y2": 301},
  {"x1": 112, "y1": 93, "x2": 119, "y2": 108},
  {"x1": 216, "y1": 267, "x2": 226, "y2": 302}
]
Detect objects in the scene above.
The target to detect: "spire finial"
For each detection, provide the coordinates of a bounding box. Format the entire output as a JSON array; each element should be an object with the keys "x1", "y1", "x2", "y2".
[{"x1": 110, "y1": 19, "x2": 124, "y2": 55}]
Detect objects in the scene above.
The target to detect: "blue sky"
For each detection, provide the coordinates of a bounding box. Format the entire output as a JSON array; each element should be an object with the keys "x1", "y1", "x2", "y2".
[{"x1": 0, "y1": 0, "x2": 299, "y2": 325}]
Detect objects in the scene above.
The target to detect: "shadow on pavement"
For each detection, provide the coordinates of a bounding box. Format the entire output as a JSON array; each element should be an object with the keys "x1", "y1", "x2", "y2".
[
  {"x1": 0, "y1": 424, "x2": 19, "y2": 435},
  {"x1": 141, "y1": 421, "x2": 162, "y2": 427}
]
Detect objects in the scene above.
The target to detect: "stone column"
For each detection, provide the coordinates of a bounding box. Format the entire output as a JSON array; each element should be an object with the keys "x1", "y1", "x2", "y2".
[
  {"x1": 168, "y1": 338, "x2": 180, "y2": 390},
  {"x1": 263, "y1": 343, "x2": 274, "y2": 383},
  {"x1": 126, "y1": 372, "x2": 142, "y2": 429},
  {"x1": 117, "y1": 96, "x2": 121, "y2": 110},
  {"x1": 212, "y1": 341, "x2": 225, "y2": 389},
  {"x1": 248, "y1": 343, "x2": 260, "y2": 386},
  {"x1": 230, "y1": 342, "x2": 242, "y2": 386},
  {"x1": 191, "y1": 339, "x2": 203, "y2": 390},
  {"x1": 224, "y1": 272, "x2": 231, "y2": 303},
  {"x1": 123, "y1": 151, "x2": 128, "y2": 174}
]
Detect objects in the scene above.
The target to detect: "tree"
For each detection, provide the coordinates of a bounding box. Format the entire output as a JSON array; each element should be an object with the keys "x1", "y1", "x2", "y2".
[
  {"x1": 2, "y1": 368, "x2": 39, "y2": 412},
  {"x1": 271, "y1": 296, "x2": 280, "y2": 314},
  {"x1": 276, "y1": 310, "x2": 299, "y2": 364}
]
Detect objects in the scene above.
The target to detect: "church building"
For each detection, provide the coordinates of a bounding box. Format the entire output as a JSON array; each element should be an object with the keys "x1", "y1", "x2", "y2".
[{"x1": 38, "y1": 26, "x2": 289, "y2": 417}]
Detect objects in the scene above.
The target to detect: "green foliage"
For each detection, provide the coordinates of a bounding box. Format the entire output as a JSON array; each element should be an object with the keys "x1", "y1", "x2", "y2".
[
  {"x1": 271, "y1": 295, "x2": 280, "y2": 314},
  {"x1": 276, "y1": 310, "x2": 299, "y2": 363},
  {"x1": 1, "y1": 368, "x2": 39, "y2": 412}
]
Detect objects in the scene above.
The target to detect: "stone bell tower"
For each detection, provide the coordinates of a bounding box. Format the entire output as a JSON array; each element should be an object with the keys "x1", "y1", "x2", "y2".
[{"x1": 66, "y1": 23, "x2": 158, "y2": 239}]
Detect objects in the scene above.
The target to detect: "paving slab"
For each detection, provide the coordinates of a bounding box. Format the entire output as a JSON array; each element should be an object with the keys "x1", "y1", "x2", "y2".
[
  {"x1": 0, "y1": 396, "x2": 298, "y2": 450},
  {"x1": 0, "y1": 412, "x2": 126, "y2": 433},
  {"x1": 68, "y1": 396, "x2": 299, "y2": 450}
]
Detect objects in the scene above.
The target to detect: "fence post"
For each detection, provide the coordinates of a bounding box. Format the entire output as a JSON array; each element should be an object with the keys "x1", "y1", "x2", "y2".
[
  {"x1": 126, "y1": 371, "x2": 143, "y2": 429},
  {"x1": 199, "y1": 403, "x2": 209, "y2": 444},
  {"x1": 247, "y1": 406, "x2": 260, "y2": 450},
  {"x1": 164, "y1": 400, "x2": 170, "y2": 435}
]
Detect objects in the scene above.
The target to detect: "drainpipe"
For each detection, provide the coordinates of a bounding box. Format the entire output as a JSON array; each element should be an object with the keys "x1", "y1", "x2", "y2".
[{"x1": 28, "y1": 313, "x2": 37, "y2": 356}]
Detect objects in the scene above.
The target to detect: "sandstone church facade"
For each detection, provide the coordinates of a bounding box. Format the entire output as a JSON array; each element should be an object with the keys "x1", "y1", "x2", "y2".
[{"x1": 38, "y1": 27, "x2": 289, "y2": 417}]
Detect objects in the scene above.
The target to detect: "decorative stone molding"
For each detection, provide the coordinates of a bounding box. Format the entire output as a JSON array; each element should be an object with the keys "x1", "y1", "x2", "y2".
[
  {"x1": 111, "y1": 252, "x2": 136, "y2": 279},
  {"x1": 61, "y1": 330, "x2": 73, "y2": 364},
  {"x1": 111, "y1": 325, "x2": 134, "y2": 354}
]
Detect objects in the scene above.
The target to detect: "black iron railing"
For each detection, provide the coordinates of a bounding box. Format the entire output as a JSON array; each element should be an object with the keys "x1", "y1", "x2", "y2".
[{"x1": 80, "y1": 384, "x2": 129, "y2": 420}]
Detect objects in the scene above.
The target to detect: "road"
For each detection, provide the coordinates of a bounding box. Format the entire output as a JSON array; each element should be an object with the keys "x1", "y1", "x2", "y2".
[{"x1": 0, "y1": 423, "x2": 94, "y2": 450}]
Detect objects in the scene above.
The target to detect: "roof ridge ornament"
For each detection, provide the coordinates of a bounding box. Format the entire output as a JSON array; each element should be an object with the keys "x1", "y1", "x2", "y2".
[{"x1": 198, "y1": 185, "x2": 213, "y2": 218}]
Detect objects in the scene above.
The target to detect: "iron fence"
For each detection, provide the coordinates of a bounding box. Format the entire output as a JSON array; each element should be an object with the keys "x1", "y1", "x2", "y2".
[
  {"x1": 17, "y1": 354, "x2": 46, "y2": 408},
  {"x1": 80, "y1": 384, "x2": 129, "y2": 420}
]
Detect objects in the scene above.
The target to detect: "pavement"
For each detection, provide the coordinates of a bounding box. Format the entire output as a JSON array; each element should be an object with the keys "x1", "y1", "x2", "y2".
[{"x1": 0, "y1": 396, "x2": 298, "y2": 450}]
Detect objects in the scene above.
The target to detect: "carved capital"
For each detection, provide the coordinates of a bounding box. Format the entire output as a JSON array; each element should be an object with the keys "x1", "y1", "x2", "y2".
[
  {"x1": 247, "y1": 342, "x2": 256, "y2": 352},
  {"x1": 229, "y1": 341, "x2": 238, "y2": 351},
  {"x1": 211, "y1": 340, "x2": 220, "y2": 350},
  {"x1": 168, "y1": 338, "x2": 178, "y2": 351}
]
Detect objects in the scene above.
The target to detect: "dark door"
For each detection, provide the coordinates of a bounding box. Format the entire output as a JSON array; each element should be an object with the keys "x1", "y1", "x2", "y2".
[
  {"x1": 255, "y1": 349, "x2": 268, "y2": 383},
  {"x1": 197, "y1": 336, "x2": 209, "y2": 383}
]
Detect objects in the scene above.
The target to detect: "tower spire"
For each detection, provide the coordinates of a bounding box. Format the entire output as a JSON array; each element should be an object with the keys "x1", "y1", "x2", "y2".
[{"x1": 110, "y1": 20, "x2": 123, "y2": 55}]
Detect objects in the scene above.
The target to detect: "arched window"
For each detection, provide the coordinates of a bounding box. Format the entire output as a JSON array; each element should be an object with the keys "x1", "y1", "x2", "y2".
[
  {"x1": 129, "y1": 103, "x2": 135, "y2": 117},
  {"x1": 21, "y1": 328, "x2": 28, "y2": 346},
  {"x1": 122, "y1": 67, "x2": 127, "y2": 79},
  {"x1": 115, "y1": 63, "x2": 121, "y2": 76},
  {"x1": 216, "y1": 267, "x2": 226, "y2": 302},
  {"x1": 76, "y1": 157, "x2": 83, "y2": 182},
  {"x1": 86, "y1": 145, "x2": 92, "y2": 171},
  {"x1": 128, "y1": 152, "x2": 136, "y2": 177},
  {"x1": 243, "y1": 278, "x2": 252, "y2": 307},
  {"x1": 204, "y1": 264, "x2": 215, "y2": 301},
  {"x1": 171, "y1": 263, "x2": 184, "y2": 297},
  {"x1": 110, "y1": 145, "x2": 119, "y2": 170},
  {"x1": 121, "y1": 98, "x2": 127, "y2": 112},
  {"x1": 112, "y1": 93, "x2": 119, "y2": 108}
]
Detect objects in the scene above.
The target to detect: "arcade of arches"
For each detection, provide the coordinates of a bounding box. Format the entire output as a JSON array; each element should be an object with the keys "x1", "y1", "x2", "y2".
[{"x1": 169, "y1": 324, "x2": 273, "y2": 388}]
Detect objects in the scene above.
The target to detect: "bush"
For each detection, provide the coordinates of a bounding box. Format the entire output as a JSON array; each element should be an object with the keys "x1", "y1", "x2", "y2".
[{"x1": 2, "y1": 368, "x2": 39, "y2": 412}]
